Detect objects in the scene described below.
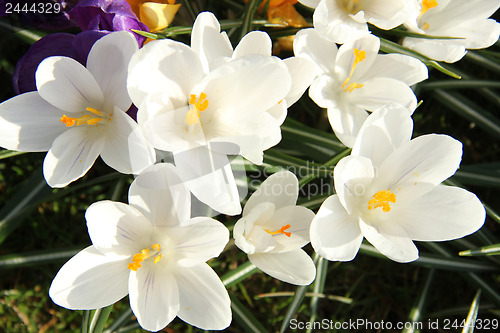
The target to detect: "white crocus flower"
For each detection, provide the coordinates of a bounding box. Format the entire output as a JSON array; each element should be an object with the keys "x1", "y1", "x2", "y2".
[
  {"x1": 234, "y1": 171, "x2": 316, "y2": 285},
  {"x1": 310, "y1": 105, "x2": 485, "y2": 263},
  {"x1": 128, "y1": 12, "x2": 297, "y2": 215},
  {"x1": 49, "y1": 163, "x2": 231, "y2": 331},
  {"x1": 0, "y1": 31, "x2": 155, "y2": 187},
  {"x1": 294, "y1": 29, "x2": 427, "y2": 147},
  {"x1": 312, "y1": 0, "x2": 412, "y2": 44},
  {"x1": 403, "y1": 0, "x2": 500, "y2": 63}
]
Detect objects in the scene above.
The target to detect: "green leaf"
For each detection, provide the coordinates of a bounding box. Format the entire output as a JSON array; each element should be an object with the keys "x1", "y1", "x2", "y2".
[
  {"x1": 421, "y1": 80, "x2": 500, "y2": 90},
  {"x1": 239, "y1": 0, "x2": 264, "y2": 39},
  {"x1": 465, "y1": 51, "x2": 500, "y2": 74},
  {"x1": 231, "y1": 294, "x2": 268, "y2": 333},
  {"x1": 307, "y1": 256, "x2": 329, "y2": 333},
  {"x1": 433, "y1": 89, "x2": 500, "y2": 140},
  {"x1": 221, "y1": 261, "x2": 258, "y2": 288},
  {"x1": 403, "y1": 269, "x2": 435, "y2": 333},
  {"x1": 462, "y1": 290, "x2": 481, "y2": 333},
  {"x1": 459, "y1": 244, "x2": 500, "y2": 257},
  {"x1": 279, "y1": 284, "x2": 308, "y2": 333},
  {"x1": 0, "y1": 168, "x2": 52, "y2": 245},
  {"x1": 359, "y1": 244, "x2": 499, "y2": 272},
  {"x1": 0, "y1": 246, "x2": 82, "y2": 269},
  {"x1": 0, "y1": 149, "x2": 27, "y2": 160},
  {"x1": 0, "y1": 18, "x2": 46, "y2": 44},
  {"x1": 89, "y1": 305, "x2": 114, "y2": 333}
]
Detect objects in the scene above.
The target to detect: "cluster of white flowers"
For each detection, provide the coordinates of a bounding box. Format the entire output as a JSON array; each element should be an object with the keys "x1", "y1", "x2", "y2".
[{"x1": 0, "y1": 2, "x2": 497, "y2": 331}]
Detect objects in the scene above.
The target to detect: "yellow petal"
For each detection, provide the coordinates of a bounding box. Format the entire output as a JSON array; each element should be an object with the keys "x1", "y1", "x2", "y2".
[
  {"x1": 139, "y1": 2, "x2": 181, "y2": 32},
  {"x1": 267, "y1": 3, "x2": 308, "y2": 28}
]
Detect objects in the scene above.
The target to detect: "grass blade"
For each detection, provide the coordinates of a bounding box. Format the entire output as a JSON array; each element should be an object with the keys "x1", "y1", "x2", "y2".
[
  {"x1": 0, "y1": 247, "x2": 82, "y2": 269},
  {"x1": 279, "y1": 284, "x2": 308, "y2": 333},
  {"x1": 89, "y1": 305, "x2": 114, "y2": 333},
  {"x1": 231, "y1": 294, "x2": 268, "y2": 333},
  {"x1": 0, "y1": 150, "x2": 26, "y2": 159},
  {"x1": 221, "y1": 261, "x2": 258, "y2": 288},
  {"x1": 462, "y1": 290, "x2": 481, "y2": 333},
  {"x1": 403, "y1": 269, "x2": 435, "y2": 333},
  {"x1": 459, "y1": 244, "x2": 500, "y2": 257}
]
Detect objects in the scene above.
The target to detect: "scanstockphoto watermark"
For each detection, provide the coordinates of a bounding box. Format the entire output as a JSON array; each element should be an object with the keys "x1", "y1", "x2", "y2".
[
  {"x1": 248, "y1": 161, "x2": 335, "y2": 199},
  {"x1": 289, "y1": 318, "x2": 424, "y2": 331}
]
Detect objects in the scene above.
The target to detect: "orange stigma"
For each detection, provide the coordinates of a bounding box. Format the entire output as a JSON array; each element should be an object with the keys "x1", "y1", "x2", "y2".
[{"x1": 264, "y1": 224, "x2": 292, "y2": 237}]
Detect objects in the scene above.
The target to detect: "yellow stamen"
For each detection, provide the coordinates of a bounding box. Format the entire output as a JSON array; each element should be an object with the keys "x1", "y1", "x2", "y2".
[
  {"x1": 342, "y1": 48, "x2": 366, "y2": 92},
  {"x1": 367, "y1": 190, "x2": 396, "y2": 213},
  {"x1": 419, "y1": 0, "x2": 438, "y2": 18},
  {"x1": 127, "y1": 244, "x2": 162, "y2": 271},
  {"x1": 60, "y1": 107, "x2": 104, "y2": 127},
  {"x1": 186, "y1": 92, "x2": 209, "y2": 125},
  {"x1": 422, "y1": 22, "x2": 430, "y2": 30},
  {"x1": 264, "y1": 224, "x2": 292, "y2": 237}
]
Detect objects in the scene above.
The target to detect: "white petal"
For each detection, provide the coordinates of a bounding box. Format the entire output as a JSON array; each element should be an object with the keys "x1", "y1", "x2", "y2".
[
  {"x1": 86, "y1": 201, "x2": 154, "y2": 257},
  {"x1": 249, "y1": 249, "x2": 316, "y2": 285},
  {"x1": 363, "y1": 53, "x2": 428, "y2": 86},
  {"x1": 352, "y1": 104, "x2": 414, "y2": 168},
  {"x1": 310, "y1": 195, "x2": 363, "y2": 261},
  {"x1": 327, "y1": 103, "x2": 369, "y2": 148},
  {"x1": 174, "y1": 147, "x2": 242, "y2": 216},
  {"x1": 43, "y1": 127, "x2": 105, "y2": 188},
  {"x1": 334, "y1": 155, "x2": 375, "y2": 211},
  {"x1": 191, "y1": 11, "x2": 233, "y2": 72},
  {"x1": 313, "y1": 0, "x2": 370, "y2": 44},
  {"x1": 394, "y1": 185, "x2": 485, "y2": 241},
  {"x1": 364, "y1": 0, "x2": 408, "y2": 30},
  {"x1": 244, "y1": 170, "x2": 299, "y2": 215},
  {"x1": 297, "y1": 0, "x2": 320, "y2": 8},
  {"x1": 293, "y1": 28, "x2": 338, "y2": 75},
  {"x1": 172, "y1": 217, "x2": 229, "y2": 267},
  {"x1": 349, "y1": 77, "x2": 417, "y2": 112},
  {"x1": 129, "y1": 268, "x2": 179, "y2": 332},
  {"x1": 127, "y1": 39, "x2": 203, "y2": 107},
  {"x1": 175, "y1": 264, "x2": 231, "y2": 330},
  {"x1": 129, "y1": 163, "x2": 192, "y2": 227},
  {"x1": 283, "y1": 56, "x2": 319, "y2": 106},
  {"x1": 233, "y1": 31, "x2": 272, "y2": 58},
  {"x1": 402, "y1": 38, "x2": 467, "y2": 63},
  {"x1": 100, "y1": 109, "x2": 155, "y2": 174},
  {"x1": 375, "y1": 134, "x2": 463, "y2": 203},
  {"x1": 360, "y1": 219, "x2": 419, "y2": 263},
  {"x1": 0, "y1": 92, "x2": 66, "y2": 151},
  {"x1": 36, "y1": 56, "x2": 103, "y2": 113},
  {"x1": 49, "y1": 246, "x2": 129, "y2": 309},
  {"x1": 87, "y1": 31, "x2": 138, "y2": 111}
]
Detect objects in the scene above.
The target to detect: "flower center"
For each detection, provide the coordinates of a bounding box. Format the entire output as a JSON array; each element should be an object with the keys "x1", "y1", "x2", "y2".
[
  {"x1": 419, "y1": 0, "x2": 438, "y2": 18},
  {"x1": 264, "y1": 224, "x2": 292, "y2": 237},
  {"x1": 368, "y1": 190, "x2": 396, "y2": 213},
  {"x1": 127, "y1": 243, "x2": 162, "y2": 271},
  {"x1": 60, "y1": 107, "x2": 107, "y2": 127},
  {"x1": 342, "y1": 48, "x2": 366, "y2": 93},
  {"x1": 186, "y1": 92, "x2": 209, "y2": 125}
]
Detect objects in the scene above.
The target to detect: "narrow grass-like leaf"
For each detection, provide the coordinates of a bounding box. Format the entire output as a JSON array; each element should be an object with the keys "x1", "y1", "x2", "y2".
[
  {"x1": 421, "y1": 80, "x2": 500, "y2": 90},
  {"x1": 453, "y1": 169, "x2": 500, "y2": 187},
  {"x1": 359, "y1": 244, "x2": 499, "y2": 272},
  {"x1": 89, "y1": 305, "x2": 114, "y2": 333},
  {"x1": 182, "y1": 0, "x2": 197, "y2": 22},
  {"x1": 307, "y1": 256, "x2": 329, "y2": 333},
  {"x1": 459, "y1": 244, "x2": 500, "y2": 257},
  {"x1": 221, "y1": 261, "x2": 258, "y2": 288},
  {"x1": 0, "y1": 247, "x2": 82, "y2": 269},
  {"x1": 0, "y1": 150, "x2": 26, "y2": 159},
  {"x1": 298, "y1": 148, "x2": 350, "y2": 187},
  {"x1": 462, "y1": 290, "x2": 481, "y2": 333},
  {"x1": 403, "y1": 269, "x2": 435, "y2": 333},
  {"x1": 239, "y1": 0, "x2": 262, "y2": 39},
  {"x1": 0, "y1": 167, "x2": 52, "y2": 245},
  {"x1": 0, "y1": 19, "x2": 45, "y2": 44},
  {"x1": 82, "y1": 310, "x2": 91, "y2": 333},
  {"x1": 282, "y1": 118, "x2": 345, "y2": 151},
  {"x1": 433, "y1": 89, "x2": 500, "y2": 140},
  {"x1": 279, "y1": 284, "x2": 308, "y2": 333},
  {"x1": 104, "y1": 308, "x2": 133, "y2": 333},
  {"x1": 231, "y1": 294, "x2": 268, "y2": 333},
  {"x1": 465, "y1": 51, "x2": 500, "y2": 74}
]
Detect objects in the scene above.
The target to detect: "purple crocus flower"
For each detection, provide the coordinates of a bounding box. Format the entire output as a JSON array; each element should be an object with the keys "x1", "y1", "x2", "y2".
[
  {"x1": 12, "y1": 30, "x2": 106, "y2": 94},
  {"x1": 70, "y1": 0, "x2": 148, "y2": 44}
]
